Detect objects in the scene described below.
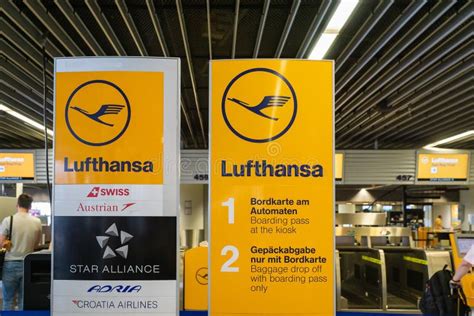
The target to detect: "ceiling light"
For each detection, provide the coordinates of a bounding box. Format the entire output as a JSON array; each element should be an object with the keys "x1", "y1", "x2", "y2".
[
  {"x1": 423, "y1": 130, "x2": 474, "y2": 150},
  {"x1": 308, "y1": 0, "x2": 359, "y2": 60},
  {"x1": 0, "y1": 104, "x2": 53, "y2": 138}
]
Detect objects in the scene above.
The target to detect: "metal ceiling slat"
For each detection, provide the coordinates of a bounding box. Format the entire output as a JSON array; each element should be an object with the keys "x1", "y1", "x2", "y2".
[
  {"x1": 395, "y1": 66, "x2": 471, "y2": 109},
  {"x1": 54, "y1": 0, "x2": 105, "y2": 56},
  {"x1": 23, "y1": 0, "x2": 84, "y2": 56},
  {"x1": 0, "y1": 88, "x2": 53, "y2": 125},
  {"x1": 386, "y1": 102, "x2": 474, "y2": 147},
  {"x1": 0, "y1": 95, "x2": 53, "y2": 128},
  {"x1": 274, "y1": 0, "x2": 301, "y2": 58},
  {"x1": 180, "y1": 96, "x2": 199, "y2": 148},
  {"x1": 336, "y1": 0, "x2": 427, "y2": 96},
  {"x1": 115, "y1": 0, "x2": 148, "y2": 56},
  {"x1": 348, "y1": 80, "x2": 473, "y2": 148},
  {"x1": 337, "y1": 0, "x2": 460, "y2": 114},
  {"x1": 338, "y1": 39, "x2": 472, "y2": 135},
  {"x1": 3, "y1": 21, "x2": 55, "y2": 77},
  {"x1": 2, "y1": 78, "x2": 53, "y2": 115},
  {"x1": 253, "y1": 0, "x2": 271, "y2": 58},
  {"x1": 1, "y1": 39, "x2": 53, "y2": 88},
  {"x1": 402, "y1": 106, "x2": 474, "y2": 140},
  {"x1": 0, "y1": 128, "x2": 43, "y2": 147},
  {"x1": 206, "y1": 0, "x2": 213, "y2": 59},
  {"x1": 3, "y1": 21, "x2": 43, "y2": 69},
  {"x1": 296, "y1": 0, "x2": 335, "y2": 58},
  {"x1": 176, "y1": 0, "x2": 207, "y2": 148},
  {"x1": 1, "y1": 59, "x2": 53, "y2": 98},
  {"x1": 146, "y1": 0, "x2": 170, "y2": 57},
  {"x1": 85, "y1": 0, "x2": 126, "y2": 56},
  {"x1": 338, "y1": 60, "x2": 473, "y2": 148},
  {"x1": 388, "y1": 46, "x2": 472, "y2": 105},
  {"x1": 0, "y1": 116, "x2": 48, "y2": 141},
  {"x1": 341, "y1": 90, "x2": 473, "y2": 149},
  {"x1": 335, "y1": 0, "x2": 394, "y2": 72},
  {"x1": 231, "y1": 0, "x2": 240, "y2": 59},
  {"x1": 145, "y1": 0, "x2": 198, "y2": 148},
  {"x1": 3, "y1": 0, "x2": 63, "y2": 57},
  {"x1": 337, "y1": 30, "x2": 472, "y2": 138},
  {"x1": 392, "y1": 113, "x2": 474, "y2": 149}
]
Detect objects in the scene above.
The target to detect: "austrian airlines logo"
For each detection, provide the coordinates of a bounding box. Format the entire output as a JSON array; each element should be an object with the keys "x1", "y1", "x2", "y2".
[{"x1": 96, "y1": 223, "x2": 133, "y2": 260}]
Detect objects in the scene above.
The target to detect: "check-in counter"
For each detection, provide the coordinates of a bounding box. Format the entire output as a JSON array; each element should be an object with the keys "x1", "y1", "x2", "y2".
[
  {"x1": 336, "y1": 236, "x2": 386, "y2": 310},
  {"x1": 376, "y1": 245, "x2": 450, "y2": 309},
  {"x1": 23, "y1": 251, "x2": 51, "y2": 310},
  {"x1": 335, "y1": 226, "x2": 452, "y2": 312}
]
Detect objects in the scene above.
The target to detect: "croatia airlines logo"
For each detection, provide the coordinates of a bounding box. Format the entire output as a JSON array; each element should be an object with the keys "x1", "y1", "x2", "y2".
[{"x1": 96, "y1": 223, "x2": 133, "y2": 260}]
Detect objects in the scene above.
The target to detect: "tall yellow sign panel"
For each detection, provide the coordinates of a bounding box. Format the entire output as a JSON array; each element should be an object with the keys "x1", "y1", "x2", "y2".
[
  {"x1": 53, "y1": 58, "x2": 180, "y2": 316},
  {"x1": 210, "y1": 60, "x2": 334, "y2": 316}
]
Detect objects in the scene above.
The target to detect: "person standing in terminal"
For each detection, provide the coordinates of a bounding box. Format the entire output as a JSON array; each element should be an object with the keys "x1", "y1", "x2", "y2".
[
  {"x1": 0, "y1": 194, "x2": 42, "y2": 311},
  {"x1": 451, "y1": 244, "x2": 474, "y2": 286},
  {"x1": 451, "y1": 244, "x2": 474, "y2": 313},
  {"x1": 434, "y1": 215, "x2": 443, "y2": 230}
]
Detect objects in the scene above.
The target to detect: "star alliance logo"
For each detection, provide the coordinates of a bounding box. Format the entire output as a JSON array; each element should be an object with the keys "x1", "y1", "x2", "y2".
[{"x1": 96, "y1": 223, "x2": 133, "y2": 259}]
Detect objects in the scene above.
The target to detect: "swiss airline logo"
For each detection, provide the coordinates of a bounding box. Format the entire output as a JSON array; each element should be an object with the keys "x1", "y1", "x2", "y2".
[{"x1": 87, "y1": 187, "x2": 130, "y2": 198}]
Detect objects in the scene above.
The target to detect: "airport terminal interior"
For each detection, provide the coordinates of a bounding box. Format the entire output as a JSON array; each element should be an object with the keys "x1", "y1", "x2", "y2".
[{"x1": 0, "y1": 0, "x2": 473, "y2": 315}]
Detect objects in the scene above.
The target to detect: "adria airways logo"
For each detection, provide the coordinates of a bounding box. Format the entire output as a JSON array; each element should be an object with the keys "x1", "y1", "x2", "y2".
[
  {"x1": 87, "y1": 285, "x2": 142, "y2": 293},
  {"x1": 87, "y1": 187, "x2": 130, "y2": 198}
]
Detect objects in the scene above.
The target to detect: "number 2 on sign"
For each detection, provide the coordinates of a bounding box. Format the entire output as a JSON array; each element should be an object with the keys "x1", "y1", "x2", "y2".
[
  {"x1": 221, "y1": 245, "x2": 239, "y2": 272},
  {"x1": 222, "y1": 197, "x2": 235, "y2": 224}
]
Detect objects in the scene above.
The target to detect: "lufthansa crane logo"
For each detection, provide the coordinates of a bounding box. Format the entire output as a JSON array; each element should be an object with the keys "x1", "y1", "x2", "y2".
[
  {"x1": 65, "y1": 80, "x2": 131, "y2": 146},
  {"x1": 222, "y1": 68, "x2": 297, "y2": 143}
]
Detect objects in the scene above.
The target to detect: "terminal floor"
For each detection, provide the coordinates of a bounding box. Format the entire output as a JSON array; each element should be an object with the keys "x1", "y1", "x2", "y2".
[{"x1": 0, "y1": 312, "x2": 421, "y2": 316}]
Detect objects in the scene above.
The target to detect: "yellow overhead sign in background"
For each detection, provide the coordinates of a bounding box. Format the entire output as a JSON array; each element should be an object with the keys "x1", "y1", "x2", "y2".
[
  {"x1": 210, "y1": 60, "x2": 334, "y2": 316},
  {"x1": 336, "y1": 153, "x2": 344, "y2": 181},
  {"x1": 417, "y1": 153, "x2": 469, "y2": 182},
  {"x1": 55, "y1": 71, "x2": 164, "y2": 184},
  {"x1": 0, "y1": 152, "x2": 35, "y2": 180}
]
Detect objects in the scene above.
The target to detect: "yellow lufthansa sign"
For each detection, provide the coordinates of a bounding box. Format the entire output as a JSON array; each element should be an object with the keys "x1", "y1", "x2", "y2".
[
  {"x1": 210, "y1": 60, "x2": 334, "y2": 316},
  {"x1": 184, "y1": 247, "x2": 208, "y2": 310},
  {"x1": 417, "y1": 153, "x2": 469, "y2": 182},
  {"x1": 0, "y1": 152, "x2": 35, "y2": 180},
  {"x1": 54, "y1": 71, "x2": 164, "y2": 184}
]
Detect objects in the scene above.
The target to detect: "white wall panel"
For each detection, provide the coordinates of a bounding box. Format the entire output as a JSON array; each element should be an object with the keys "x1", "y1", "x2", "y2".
[{"x1": 344, "y1": 150, "x2": 416, "y2": 185}]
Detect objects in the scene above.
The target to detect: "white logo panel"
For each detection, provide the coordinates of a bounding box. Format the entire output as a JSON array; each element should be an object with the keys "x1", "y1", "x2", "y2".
[
  {"x1": 54, "y1": 184, "x2": 163, "y2": 216},
  {"x1": 53, "y1": 280, "x2": 176, "y2": 314}
]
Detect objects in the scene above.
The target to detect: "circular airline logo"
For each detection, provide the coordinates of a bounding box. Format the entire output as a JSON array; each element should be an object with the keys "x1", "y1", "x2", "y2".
[
  {"x1": 65, "y1": 80, "x2": 131, "y2": 146},
  {"x1": 222, "y1": 68, "x2": 297, "y2": 143},
  {"x1": 195, "y1": 267, "x2": 208, "y2": 285}
]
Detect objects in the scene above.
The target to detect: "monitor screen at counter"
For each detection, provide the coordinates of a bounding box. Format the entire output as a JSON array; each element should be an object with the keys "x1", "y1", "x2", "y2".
[
  {"x1": 457, "y1": 237, "x2": 474, "y2": 257},
  {"x1": 417, "y1": 153, "x2": 469, "y2": 182},
  {"x1": 0, "y1": 152, "x2": 35, "y2": 180}
]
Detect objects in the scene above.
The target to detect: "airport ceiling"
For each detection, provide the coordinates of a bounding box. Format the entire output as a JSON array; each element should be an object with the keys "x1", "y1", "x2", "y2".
[{"x1": 1, "y1": 0, "x2": 473, "y2": 150}]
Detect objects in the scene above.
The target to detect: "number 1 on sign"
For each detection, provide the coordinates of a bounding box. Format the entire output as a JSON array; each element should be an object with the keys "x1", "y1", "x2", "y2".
[{"x1": 222, "y1": 198, "x2": 235, "y2": 224}]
